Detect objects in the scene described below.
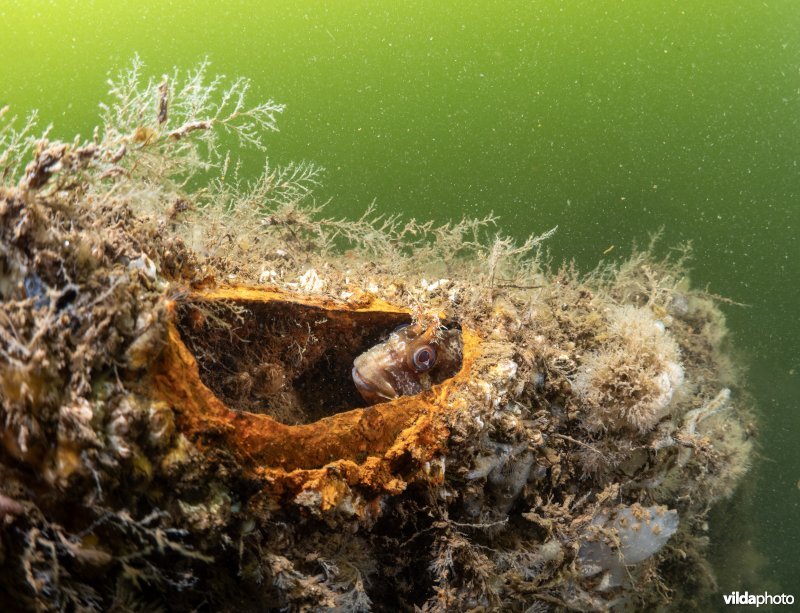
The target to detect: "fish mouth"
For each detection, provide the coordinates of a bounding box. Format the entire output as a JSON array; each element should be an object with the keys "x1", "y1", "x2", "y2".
[{"x1": 352, "y1": 366, "x2": 397, "y2": 403}]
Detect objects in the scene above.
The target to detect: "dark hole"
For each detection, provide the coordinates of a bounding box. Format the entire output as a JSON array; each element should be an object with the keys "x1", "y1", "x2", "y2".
[
  {"x1": 175, "y1": 297, "x2": 412, "y2": 424},
  {"x1": 55, "y1": 285, "x2": 78, "y2": 311}
]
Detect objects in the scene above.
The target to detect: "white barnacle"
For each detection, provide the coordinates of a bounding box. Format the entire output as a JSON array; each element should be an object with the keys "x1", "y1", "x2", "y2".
[
  {"x1": 421, "y1": 278, "x2": 451, "y2": 293},
  {"x1": 491, "y1": 359, "x2": 519, "y2": 384},
  {"x1": 129, "y1": 253, "x2": 157, "y2": 281},
  {"x1": 297, "y1": 268, "x2": 325, "y2": 293},
  {"x1": 259, "y1": 268, "x2": 278, "y2": 284}
]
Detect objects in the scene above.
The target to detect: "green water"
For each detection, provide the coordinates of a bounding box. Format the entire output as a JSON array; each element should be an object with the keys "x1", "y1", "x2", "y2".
[{"x1": 3, "y1": 0, "x2": 798, "y2": 603}]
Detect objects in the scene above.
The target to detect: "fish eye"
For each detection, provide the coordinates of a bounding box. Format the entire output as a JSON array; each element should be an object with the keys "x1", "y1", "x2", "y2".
[{"x1": 411, "y1": 345, "x2": 437, "y2": 372}]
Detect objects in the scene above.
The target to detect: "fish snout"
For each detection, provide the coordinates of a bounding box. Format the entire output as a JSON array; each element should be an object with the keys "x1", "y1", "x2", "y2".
[{"x1": 352, "y1": 364, "x2": 398, "y2": 405}]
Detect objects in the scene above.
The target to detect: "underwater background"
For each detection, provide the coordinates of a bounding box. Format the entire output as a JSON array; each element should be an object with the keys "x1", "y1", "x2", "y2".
[{"x1": 2, "y1": 0, "x2": 797, "y2": 604}]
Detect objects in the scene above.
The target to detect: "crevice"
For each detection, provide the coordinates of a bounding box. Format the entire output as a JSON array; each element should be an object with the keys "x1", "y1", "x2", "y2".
[{"x1": 175, "y1": 296, "x2": 412, "y2": 424}]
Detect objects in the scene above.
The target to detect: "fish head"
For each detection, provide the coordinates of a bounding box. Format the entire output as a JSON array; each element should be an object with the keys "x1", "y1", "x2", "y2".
[{"x1": 352, "y1": 323, "x2": 462, "y2": 405}]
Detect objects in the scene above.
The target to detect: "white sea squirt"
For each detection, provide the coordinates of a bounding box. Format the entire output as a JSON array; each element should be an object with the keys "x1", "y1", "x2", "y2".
[{"x1": 578, "y1": 504, "x2": 679, "y2": 589}]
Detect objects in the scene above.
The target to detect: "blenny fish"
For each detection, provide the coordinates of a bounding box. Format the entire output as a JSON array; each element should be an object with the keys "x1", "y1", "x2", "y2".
[{"x1": 352, "y1": 323, "x2": 463, "y2": 404}]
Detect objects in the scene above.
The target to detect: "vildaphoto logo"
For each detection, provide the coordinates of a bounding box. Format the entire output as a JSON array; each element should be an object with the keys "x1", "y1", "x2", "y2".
[{"x1": 723, "y1": 591, "x2": 795, "y2": 607}]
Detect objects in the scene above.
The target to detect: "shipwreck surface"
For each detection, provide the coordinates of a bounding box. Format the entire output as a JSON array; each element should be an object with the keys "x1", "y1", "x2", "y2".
[{"x1": 0, "y1": 60, "x2": 756, "y2": 611}]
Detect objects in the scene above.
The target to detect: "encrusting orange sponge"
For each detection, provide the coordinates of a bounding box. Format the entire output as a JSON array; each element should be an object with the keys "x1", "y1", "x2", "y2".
[{"x1": 151, "y1": 285, "x2": 479, "y2": 513}]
